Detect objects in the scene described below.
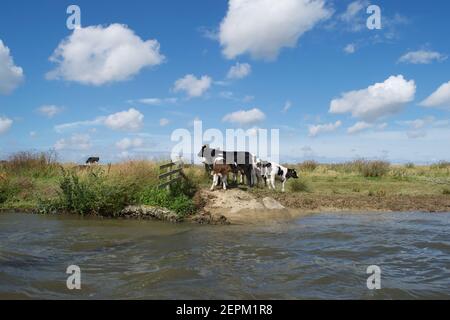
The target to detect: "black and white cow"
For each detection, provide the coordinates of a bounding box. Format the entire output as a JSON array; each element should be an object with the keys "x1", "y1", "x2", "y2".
[
  {"x1": 198, "y1": 145, "x2": 255, "y2": 187},
  {"x1": 262, "y1": 162, "x2": 299, "y2": 192}
]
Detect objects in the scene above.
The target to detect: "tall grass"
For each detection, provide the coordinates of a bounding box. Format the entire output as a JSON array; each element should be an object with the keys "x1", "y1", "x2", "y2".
[
  {"x1": 299, "y1": 160, "x2": 318, "y2": 172},
  {"x1": 2, "y1": 151, "x2": 59, "y2": 178}
]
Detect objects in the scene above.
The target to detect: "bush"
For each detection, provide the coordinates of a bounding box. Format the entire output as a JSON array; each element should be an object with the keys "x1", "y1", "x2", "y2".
[
  {"x1": 299, "y1": 160, "x2": 318, "y2": 172},
  {"x1": 0, "y1": 177, "x2": 19, "y2": 204},
  {"x1": 138, "y1": 186, "x2": 196, "y2": 217},
  {"x1": 405, "y1": 162, "x2": 415, "y2": 169},
  {"x1": 288, "y1": 179, "x2": 310, "y2": 192},
  {"x1": 443, "y1": 188, "x2": 450, "y2": 195},
  {"x1": 38, "y1": 168, "x2": 135, "y2": 217},
  {"x1": 358, "y1": 160, "x2": 390, "y2": 177}
]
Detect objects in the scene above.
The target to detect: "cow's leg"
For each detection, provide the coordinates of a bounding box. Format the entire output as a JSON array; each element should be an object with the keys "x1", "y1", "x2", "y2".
[
  {"x1": 246, "y1": 169, "x2": 252, "y2": 187},
  {"x1": 223, "y1": 174, "x2": 227, "y2": 190},
  {"x1": 270, "y1": 174, "x2": 276, "y2": 190},
  {"x1": 281, "y1": 178, "x2": 286, "y2": 192},
  {"x1": 210, "y1": 174, "x2": 218, "y2": 191}
]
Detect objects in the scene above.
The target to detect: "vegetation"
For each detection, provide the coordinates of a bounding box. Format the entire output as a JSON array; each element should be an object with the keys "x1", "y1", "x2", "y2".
[
  {"x1": 288, "y1": 178, "x2": 310, "y2": 193},
  {"x1": 1, "y1": 152, "x2": 450, "y2": 216}
]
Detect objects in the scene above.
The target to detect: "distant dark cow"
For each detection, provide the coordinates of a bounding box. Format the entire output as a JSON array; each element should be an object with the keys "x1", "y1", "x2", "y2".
[
  {"x1": 86, "y1": 157, "x2": 100, "y2": 165},
  {"x1": 198, "y1": 145, "x2": 254, "y2": 187}
]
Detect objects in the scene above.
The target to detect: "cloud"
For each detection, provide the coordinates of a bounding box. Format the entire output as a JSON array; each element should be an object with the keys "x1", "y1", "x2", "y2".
[
  {"x1": 344, "y1": 43, "x2": 356, "y2": 54},
  {"x1": 347, "y1": 121, "x2": 373, "y2": 134},
  {"x1": 104, "y1": 108, "x2": 144, "y2": 131},
  {"x1": 227, "y1": 62, "x2": 251, "y2": 79},
  {"x1": 222, "y1": 108, "x2": 266, "y2": 126},
  {"x1": 38, "y1": 105, "x2": 63, "y2": 118},
  {"x1": 173, "y1": 74, "x2": 212, "y2": 98},
  {"x1": 407, "y1": 131, "x2": 427, "y2": 139},
  {"x1": 0, "y1": 40, "x2": 24, "y2": 95},
  {"x1": 282, "y1": 100, "x2": 292, "y2": 113},
  {"x1": 159, "y1": 118, "x2": 169, "y2": 126},
  {"x1": 330, "y1": 75, "x2": 416, "y2": 122},
  {"x1": 0, "y1": 117, "x2": 13, "y2": 134},
  {"x1": 55, "y1": 108, "x2": 144, "y2": 132},
  {"x1": 339, "y1": 0, "x2": 368, "y2": 31},
  {"x1": 398, "y1": 50, "x2": 447, "y2": 64},
  {"x1": 219, "y1": 0, "x2": 331, "y2": 60},
  {"x1": 420, "y1": 81, "x2": 450, "y2": 109},
  {"x1": 55, "y1": 133, "x2": 92, "y2": 150},
  {"x1": 308, "y1": 120, "x2": 342, "y2": 137},
  {"x1": 46, "y1": 24, "x2": 165, "y2": 85},
  {"x1": 115, "y1": 137, "x2": 143, "y2": 150},
  {"x1": 129, "y1": 98, "x2": 178, "y2": 106}
]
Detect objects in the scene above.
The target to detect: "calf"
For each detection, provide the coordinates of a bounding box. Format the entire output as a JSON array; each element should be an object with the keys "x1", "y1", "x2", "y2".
[
  {"x1": 210, "y1": 157, "x2": 234, "y2": 191},
  {"x1": 263, "y1": 162, "x2": 299, "y2": 192}
]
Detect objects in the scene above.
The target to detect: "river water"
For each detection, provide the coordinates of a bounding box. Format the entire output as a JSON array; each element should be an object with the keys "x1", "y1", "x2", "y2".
[{"x1": 0, "y1": 212, "x2": 449, "y2": 299}]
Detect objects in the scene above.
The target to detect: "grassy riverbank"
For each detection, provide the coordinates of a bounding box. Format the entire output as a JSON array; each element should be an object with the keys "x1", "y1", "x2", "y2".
[{"x1": 1, "y1": 152, "x2": 450, "y2": 217}]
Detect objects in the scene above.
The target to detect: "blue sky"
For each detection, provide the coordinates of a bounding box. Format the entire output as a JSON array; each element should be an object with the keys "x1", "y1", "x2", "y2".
[{"x1": 1, "y1": 0, "x2": 450, "y2": 163}]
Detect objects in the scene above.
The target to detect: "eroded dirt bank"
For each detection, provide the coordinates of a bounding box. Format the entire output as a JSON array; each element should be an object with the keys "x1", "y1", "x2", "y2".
[{"x1": 189, "y1": 188, "x2": 450, "y2": 225}]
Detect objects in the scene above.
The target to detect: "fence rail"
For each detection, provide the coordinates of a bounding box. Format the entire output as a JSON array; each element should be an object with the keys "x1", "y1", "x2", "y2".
[{"x1": 158, "y1": 160, "x2": 184, "y2": 189}]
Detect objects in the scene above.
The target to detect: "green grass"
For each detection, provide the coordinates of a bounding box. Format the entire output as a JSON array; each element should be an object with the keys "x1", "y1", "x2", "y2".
[{"x1": 1, "y1": 152, "x2": 450, "y2": 215}]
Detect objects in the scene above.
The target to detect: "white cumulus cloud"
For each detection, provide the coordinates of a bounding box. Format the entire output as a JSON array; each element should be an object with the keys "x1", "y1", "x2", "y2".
[
  {"x1": 115, "y1": 137, "x2": 143, "y2": 150},
  {"x1": 227, "y1": 62, "x2": 251, "y2": 79},
  {"x1": 347, "y1": 121, "x2": 373, "y2": 134},
  {"x1": 173, "y1": 74, "x2": 212, "y2": 98},
  {"x1": 219, "y1": 0, "x2": 331, "y2": 60},
  {"x1": 38, "y1": 105, "x2": 63, "y2": 118},
  {"x1": 420, "y1": 81, "x2": 450, "y2": 109},
  {"x1": 104, "y1": 108, "x2": 144, "y2": 131},
  {"x1": 308, "y1": 120, "x2": 342, "y2": 137},
  {"x1": 55, "y1": 108, "x2": 144, "y2": 132},
  {"x1": 46, "y1": 24, "x2": 165, "y2": 85},
  {"x1": 0, "y1": 117, "x2": 13, "y2": 134},
  {"x1": 222, "y1": 108, "x2": 266, "y2": 126},
  {"x1": 398, "y1": 50, "x2": 447, "y2": 64},
  {"x1": 0, "y1": 40, "x2": 24, "y2": 95},
  {"x1": 329, "y1": 75, "x2": 416, "y2": 122}
]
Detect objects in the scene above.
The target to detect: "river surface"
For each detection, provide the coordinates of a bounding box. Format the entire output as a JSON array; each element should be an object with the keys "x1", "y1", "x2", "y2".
[{"x1": 0, "y1": 211, "x2": 449, "y2": 299}]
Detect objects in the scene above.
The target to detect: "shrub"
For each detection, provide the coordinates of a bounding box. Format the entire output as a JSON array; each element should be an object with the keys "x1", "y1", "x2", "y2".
[
  {"x1": 358, "y1": 160, "x2": 390, "y2": 177},
  {"x1": 299, "y1": 160, "x2": 318, "y2": 172},
  {"x1": 405, "y1": 162, "x2": 415, "y2": 169},
  {"x1": 138, "y1": 186, "x2": 196, "y2": 217},
  {"x1": 0, "y1": 177, "x2": 19, "y2": 204},
  {"x1": 443, "y1": 188, "x2": 450, "y2": 195},
  {"x1": 288, "y1": 179, "x2": 310, "y2": 192},
  {"x1": 38, "y1": 168, "x2": 135, "y2": 217}
]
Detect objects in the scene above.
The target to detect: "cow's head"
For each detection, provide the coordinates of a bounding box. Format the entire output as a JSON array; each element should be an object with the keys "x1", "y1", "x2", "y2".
[
  {"x1": 198, "y1": 144, "x2": 217, "y2": 164},
  {"x1": 287, "y1": 168, "x2": 299, "y2": 179}
]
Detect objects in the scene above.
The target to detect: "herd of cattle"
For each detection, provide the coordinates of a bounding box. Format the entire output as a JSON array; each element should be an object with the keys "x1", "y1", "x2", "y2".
[{"x1": 198, "y1": 145, "x2": 298, "y2": 192}]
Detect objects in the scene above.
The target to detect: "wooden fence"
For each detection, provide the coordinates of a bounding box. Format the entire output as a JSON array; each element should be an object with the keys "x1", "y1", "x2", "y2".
[{"x1": 158, "y1": 160, "x2": 185, "y2": 189}]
